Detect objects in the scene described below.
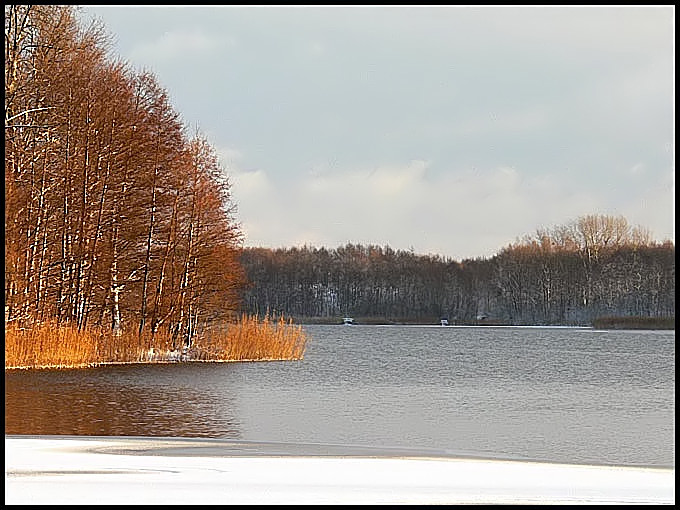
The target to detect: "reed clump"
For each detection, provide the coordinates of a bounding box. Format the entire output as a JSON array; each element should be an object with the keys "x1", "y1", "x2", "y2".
[
  {"x1": 5, "y1": 313, "x2": 309, "y2": 370},
  {"x1": 5, "y1": 321, "x2": 100, "y2": 369},
  {"x1": 191, "y1": 313, "x2": 309, "y2": 362}
]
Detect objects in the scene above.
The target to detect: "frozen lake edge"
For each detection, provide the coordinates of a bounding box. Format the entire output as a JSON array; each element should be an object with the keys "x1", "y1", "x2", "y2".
[{"x1": 5, "y1": 435, "x2": 675, "y2": 505}]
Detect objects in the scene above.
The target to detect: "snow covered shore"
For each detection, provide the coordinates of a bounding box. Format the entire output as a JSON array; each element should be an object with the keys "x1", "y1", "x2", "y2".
[{"x1": 5, "y1": 436, "x2": 674, "y2": 505}]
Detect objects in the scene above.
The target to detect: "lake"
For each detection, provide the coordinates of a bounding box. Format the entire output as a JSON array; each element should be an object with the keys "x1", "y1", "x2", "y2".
[{"x1": 5, "y1": 325, "x2": 675, "y2": 468}]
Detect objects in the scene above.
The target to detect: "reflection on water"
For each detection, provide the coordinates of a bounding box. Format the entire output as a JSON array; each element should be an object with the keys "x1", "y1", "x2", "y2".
[
  {"x1": 5, "y1": 364, "x2": 241, "y2": 438},
  {"x1": 4, "y1": 326, "x2": 675, "y2": 467}
]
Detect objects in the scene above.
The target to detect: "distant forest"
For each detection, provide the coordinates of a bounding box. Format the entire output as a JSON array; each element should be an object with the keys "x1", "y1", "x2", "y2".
[{"x1": 240, "y1": 215, "x2": 675, "y2": 326}]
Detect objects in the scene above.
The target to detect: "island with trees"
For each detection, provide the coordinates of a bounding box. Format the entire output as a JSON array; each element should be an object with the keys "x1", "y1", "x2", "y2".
[{"x1": 5, "y1": 5, "x2": 307, "y2": 370}]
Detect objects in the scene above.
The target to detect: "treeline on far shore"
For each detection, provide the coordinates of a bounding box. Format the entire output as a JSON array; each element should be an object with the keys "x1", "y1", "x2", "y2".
[
  {"x1": 240, "y1": 215, "x2": 675, "y2": 328},
  {"x1": 283, "y1": 315, "x2": 676, "y2": 329},
  {"x1": 591, "y1": 316, "x2": 675, "y2": 330}
]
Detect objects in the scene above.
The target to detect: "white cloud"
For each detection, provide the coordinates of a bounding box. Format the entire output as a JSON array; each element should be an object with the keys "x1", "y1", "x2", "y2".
[
  {"x1": 215, "y1": 145, "x2": 244, "y2": 166},
  {"x1": 231, "y1": 160, "x2": 648, "y2": 260},
  {"x1": 78, "y1": 6, "x2": 673, "y2": 258},
  {"x1": 622, "y1": 170, "x2": 675, "y2": 242},
  {"x1": 629, "y1": 163, "x2": 645, "y2": 176},
  {"x1": 232, "y1": 169, "x2": 270, "y2": 195},
  {"x1": 453, "y1": 109, "x2": 549, "y2": 137},
  {"x1": 469, "y1": 6, "x2": 672, "y2": 54},
  {"x1": 365, "y1": 161, "x2": 429, "y2": 197},
  {"x1": 129, "y1": 30, "x2": 235, "y2": 62},
  {"x1": 308, "y1": 41, "x2": 325, "y2": 57}
]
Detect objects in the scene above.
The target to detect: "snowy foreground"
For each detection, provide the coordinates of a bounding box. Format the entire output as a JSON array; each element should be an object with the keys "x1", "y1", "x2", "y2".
[{"x1": 5, "y1": 436, "x2": 674, "y2": 505}]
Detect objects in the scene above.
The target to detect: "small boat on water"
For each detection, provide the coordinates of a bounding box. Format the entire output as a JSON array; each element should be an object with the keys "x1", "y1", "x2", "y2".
[
  {"x1": 343, "y1": 317, "x2": 355, "y2": 325},
  {"x1": 440, "y1": 318, "x2": 449, "y2": 326}
]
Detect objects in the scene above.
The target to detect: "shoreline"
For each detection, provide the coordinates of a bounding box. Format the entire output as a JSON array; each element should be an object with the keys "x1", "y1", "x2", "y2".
[
  {"x1": 5, "y1": 435, "x2": 675, "y2": 505},
  {"x1": 4, "y1": 357, "x2": 303, "y2": 371},
  {"x1": 296, "y1": 318, "x2": 675, "y2": 329},
  {"x1": 6, "y1": 323, "x2": 673, "y2": 370},
  {"x1": 5, "y1": 434, "x2": 674, "y2": 470}
]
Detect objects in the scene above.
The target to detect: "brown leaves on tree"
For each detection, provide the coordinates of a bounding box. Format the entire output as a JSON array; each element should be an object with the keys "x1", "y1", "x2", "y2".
[{"x1": 5, "y1": 5, "x2": 246, "y2": 349}]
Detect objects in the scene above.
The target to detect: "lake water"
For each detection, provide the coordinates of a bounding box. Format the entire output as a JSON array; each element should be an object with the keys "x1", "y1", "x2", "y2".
[{"x1": 5, "y1": 325, "x2": 675, "y2": 468}]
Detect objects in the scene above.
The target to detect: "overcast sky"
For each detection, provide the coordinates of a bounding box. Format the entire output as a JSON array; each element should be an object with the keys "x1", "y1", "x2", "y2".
[{"x1": 77, "y1": 5, "x2": 674, "y2": 260}]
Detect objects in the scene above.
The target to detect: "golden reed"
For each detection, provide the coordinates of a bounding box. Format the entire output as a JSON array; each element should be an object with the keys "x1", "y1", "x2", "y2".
[
  {"x1": 191, "y1": 313, "x2": 308, "y2": 362},
  {"x1": 5, "y1": 313, "x2": 309, "y2": 370}
]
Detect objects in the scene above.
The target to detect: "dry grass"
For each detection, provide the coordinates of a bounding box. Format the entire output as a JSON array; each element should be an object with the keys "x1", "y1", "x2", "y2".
[
  {"x1": 191, "y1": 313, "x2": 309, "y2": 361},
  {"x1": 5, "y1": 314, "x2": 310, "y2": 370},
  {"x1": 5, "y1": 322, "x2": 100, "y2": 369}
]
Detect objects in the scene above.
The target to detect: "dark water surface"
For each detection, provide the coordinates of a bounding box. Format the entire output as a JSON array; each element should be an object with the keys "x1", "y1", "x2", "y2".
[{"x1": 5, "y1": 325, "x2": 675, "y2": 467}]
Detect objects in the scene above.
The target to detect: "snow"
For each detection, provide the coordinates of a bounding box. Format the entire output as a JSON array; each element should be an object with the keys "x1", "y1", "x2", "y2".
[{"x1": 5, "y1": 436, "x2": 675, "y2": 505}]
